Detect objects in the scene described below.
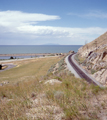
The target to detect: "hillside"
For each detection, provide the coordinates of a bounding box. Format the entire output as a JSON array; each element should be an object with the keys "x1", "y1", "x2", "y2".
[
  {"x1": 77, "y1": 32, "x2": 107, "y2": 85},
  {"x1": 1, "y1": 52, "x2": 107, "y2": 119},
  {"x1": 78, "y1": 32, "x2": 107, "y2": 57}
]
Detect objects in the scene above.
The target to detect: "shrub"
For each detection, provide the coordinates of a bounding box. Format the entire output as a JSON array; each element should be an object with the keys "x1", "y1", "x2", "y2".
[
  {"x1": 54, "y1": 76, "x2": 62, "y2": 81},
  {"x1": 10, "y1": 56, "x2": 14, "y2": 59},
  {"x1": 0, "y1": 64, "x2": 2, "y2": 70},
  {"x1": 91, "y1": 69, "x2": 96, "y2": 74}
]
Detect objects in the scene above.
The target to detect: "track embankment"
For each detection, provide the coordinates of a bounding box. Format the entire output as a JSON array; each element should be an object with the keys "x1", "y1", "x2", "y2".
[{"x1": 67, "y1": 53, "x2": 104, "y2": 88}]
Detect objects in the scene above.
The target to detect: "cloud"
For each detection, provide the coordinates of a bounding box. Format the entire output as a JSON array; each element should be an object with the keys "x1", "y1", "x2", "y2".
[
  {"x1": 0, "y1": 10, "x2": 107, "y2": 45},
  {"x1": 0, "y1": 10, "x2": 60, "y2": 27},
  {"x1": 68, "y1": 10, "x2": 107, "y2": 19},
  {"x1": 1, "y1": 24, "x2": 107, "y2": 45},
  {"x1": 17, "y1": 25, "x2": 70, "y2": 37},
  {"x1": 17, "y1": 25, "x2": 107, "y2": 37}
]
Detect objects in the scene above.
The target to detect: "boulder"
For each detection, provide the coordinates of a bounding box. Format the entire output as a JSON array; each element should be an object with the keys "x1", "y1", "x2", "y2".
[
  {"x1": 44, "y1": 79, "x2": 62, "y2": 85},
  {"x1": 93, "y1": 69, "x2": 107, "y2": 84}
]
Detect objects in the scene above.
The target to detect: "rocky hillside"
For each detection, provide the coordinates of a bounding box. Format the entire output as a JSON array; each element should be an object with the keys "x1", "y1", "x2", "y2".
[{"x1": 77, "y1": 32, "x2": 107, "y2": 85}]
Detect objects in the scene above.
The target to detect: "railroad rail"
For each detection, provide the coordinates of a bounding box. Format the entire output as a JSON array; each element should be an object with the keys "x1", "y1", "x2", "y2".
[{"x1": 68, "y1": 53, "x2": 97, "y2": 85}]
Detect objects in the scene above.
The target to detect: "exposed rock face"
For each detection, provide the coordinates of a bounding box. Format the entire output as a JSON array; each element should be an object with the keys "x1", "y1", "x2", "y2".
[
  {"x1": 92, "y1": 69, "x2": 107, "y2": 85},
  {"x1": 101, "y1": 51, "x2": 107, "y2": 60},
  {"x1": 77, "y1": 32, "x2": 107, "y2": 85}
]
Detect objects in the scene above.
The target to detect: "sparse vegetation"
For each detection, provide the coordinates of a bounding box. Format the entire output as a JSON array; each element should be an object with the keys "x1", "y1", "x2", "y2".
[
  {"x1": 47, "y1": 56, "x2": 66, "y2": 74},
  {"x1": 10, "y1": 56, "x2": 14, "y2": 59},
  {"x1": 91, "y1": 69, "x2": 97, "y2": 74},
  {"x1": 0, "y1": 55, "x2": 107, "y2": 120},
  {"x1": 74, "y1": 54, "x2": 85, "y2": 64}
]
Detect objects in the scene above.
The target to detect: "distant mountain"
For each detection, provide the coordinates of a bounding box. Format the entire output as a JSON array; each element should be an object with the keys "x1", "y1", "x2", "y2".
[{"x1": 43, "y1": 43, "x2": 60, "y2": 45}]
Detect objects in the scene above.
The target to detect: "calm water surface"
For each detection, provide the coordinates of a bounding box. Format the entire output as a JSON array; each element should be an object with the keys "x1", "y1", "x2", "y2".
[
  {"x1": 0, "y1": 45, "x2": 82, "y2": 59},
  {"x1": 0, "y1": 45, "x2": 82, "y2": 54}
]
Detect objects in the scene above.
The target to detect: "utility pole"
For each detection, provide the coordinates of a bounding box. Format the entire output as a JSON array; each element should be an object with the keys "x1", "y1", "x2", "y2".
[
  {"x1": 94, "y1": 40, "x2": 97, "y2": 52},
  {"x1": 85, "y1": 40, "x2": 88, "y2": 53}
]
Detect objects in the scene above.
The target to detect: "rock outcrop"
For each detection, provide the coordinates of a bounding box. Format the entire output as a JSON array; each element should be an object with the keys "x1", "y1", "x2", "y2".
[
  {"x1": 77, "y1": 32, "x2": 107, "y2": 85},
  {"x1": 44, "y1": 79, "x2": 62, "y2": 85}
]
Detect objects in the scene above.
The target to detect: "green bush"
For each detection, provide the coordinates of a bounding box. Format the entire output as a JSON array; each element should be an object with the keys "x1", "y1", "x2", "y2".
[{"x1": 91, "y1": 69, "x2": 96, "y2": 74}]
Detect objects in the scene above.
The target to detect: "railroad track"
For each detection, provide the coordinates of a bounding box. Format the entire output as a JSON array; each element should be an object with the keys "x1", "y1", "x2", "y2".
[{"x1": 68, "y1": 54, "x2": 97, "y2": 85}]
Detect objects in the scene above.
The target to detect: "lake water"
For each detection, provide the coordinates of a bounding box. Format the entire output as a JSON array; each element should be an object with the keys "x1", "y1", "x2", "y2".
[
  {"x1": 0, "y1": 55, "x2": 43, "y2": 60},
  {"x1": 0, "y1": 45, "x2": 82, "y2": 59}
]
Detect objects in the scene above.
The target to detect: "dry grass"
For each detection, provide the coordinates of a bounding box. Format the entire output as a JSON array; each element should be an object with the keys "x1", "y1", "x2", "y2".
[
  {"x1": 44, "y1": 72, "x2": 107, "y2": 120},
  {"x1": 74, "y1": 54, "x2": 86, "y2": 64},
  {"x1": 0, "y1": 56, "x2": 62, "y2": 119},
  {"x1": 0, "y1": 56, "x2": 107, "y2": 120},
  {"x1": 88, "y1": 32, "x2": 107, "y2": 47},
  {"x1": 78, "y1": 32, "x2": 107, "y2": 56},
  {"x1": 0, "y1": 57, "x2": 60, "y2": 83}
]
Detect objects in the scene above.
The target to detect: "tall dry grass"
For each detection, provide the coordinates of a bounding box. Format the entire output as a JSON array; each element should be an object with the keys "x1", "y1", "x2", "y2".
[{"x1": 0, "y1": 56, "x2": 107, "y2": 120}]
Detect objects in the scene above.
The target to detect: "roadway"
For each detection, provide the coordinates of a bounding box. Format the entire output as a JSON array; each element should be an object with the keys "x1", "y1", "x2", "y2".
[{"x1": 0, "y1": 64, "x2": 16, "y2": 72}]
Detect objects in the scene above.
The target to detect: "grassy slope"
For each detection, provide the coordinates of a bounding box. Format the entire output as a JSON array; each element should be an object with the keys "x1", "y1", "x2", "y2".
[
  {"x1": 0, "y1": 57, "x2": 60, "y2": 83},
  {"x1": 0, "y1": 56, "x2": 107, "y2": 120},
  {"x1": 0, "y1": 57, "x2": 61, "y2": 120}
]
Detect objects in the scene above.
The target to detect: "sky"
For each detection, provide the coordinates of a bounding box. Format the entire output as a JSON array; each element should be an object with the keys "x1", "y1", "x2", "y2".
[{"x1": 0, "y1": 0, "x2": 107, "y2": 45}]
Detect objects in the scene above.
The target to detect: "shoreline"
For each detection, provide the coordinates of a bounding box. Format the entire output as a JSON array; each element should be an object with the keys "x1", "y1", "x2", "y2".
[{"x1": 0, "y1": 53, "x2": 52, "y2": 57}]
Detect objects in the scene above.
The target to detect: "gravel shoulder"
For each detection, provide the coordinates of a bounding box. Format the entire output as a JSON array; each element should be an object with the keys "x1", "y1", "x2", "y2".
[{"x1": 65, "y1": 55, "x2": 81, "y2": 78}]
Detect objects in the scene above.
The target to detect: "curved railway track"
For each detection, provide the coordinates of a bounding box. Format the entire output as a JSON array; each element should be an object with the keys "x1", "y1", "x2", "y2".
[{"x1": 68, "y1": 54, "x2": 97, "y2": 85}]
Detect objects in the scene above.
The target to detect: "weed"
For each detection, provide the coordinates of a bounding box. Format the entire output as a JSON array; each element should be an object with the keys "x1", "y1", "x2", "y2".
[
  {"x1": 64, "y1": 106, "x2": 79, "y2": 119},
  {"x1": 91, "y1": 69, "x2": 96, "y2": 74},
  {"x1": 75, "y1": 54, "x2": 85, "y2": 64},
  {"x1": 46, "y1": 90, "x2": 55, "y2": 101},
  {"x1": 0, "y1": 55, "x2": 107, "y2": 120},
  {"x1": 90, "y1": 85, "x2": 103, "y2": 94},
  {"x1": 54, "y1": 76, "x2": 62, "y2": 81}
]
